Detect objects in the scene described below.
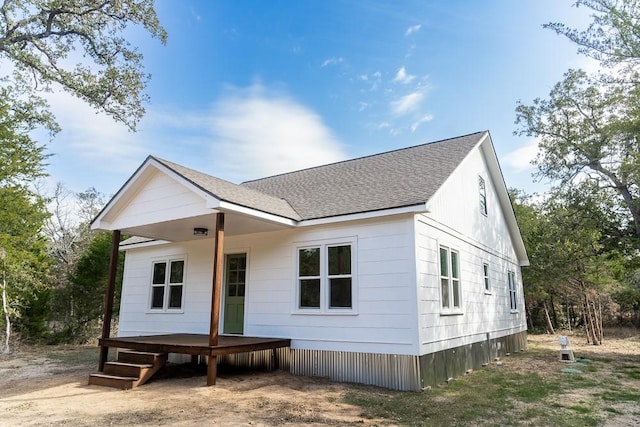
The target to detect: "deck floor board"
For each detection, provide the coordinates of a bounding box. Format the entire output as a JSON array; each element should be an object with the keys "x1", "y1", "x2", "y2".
[{"x1": 99, "y1": 334, "x2": 291, "y2": 356}]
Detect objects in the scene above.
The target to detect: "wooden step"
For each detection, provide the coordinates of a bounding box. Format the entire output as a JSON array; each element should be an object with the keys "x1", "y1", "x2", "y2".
[
  {"x1": 89, "y1": 350, "x2": 167, "y2": 389},
  {"x1": 117, "y1": 350, "x2": 166, "y2": 365},
  {"x1": 104, "y1": 361, "x2": 153, "y2": 377},
  {"x1": 88, "y1": 373, "x2": 137, "y2": 390}
]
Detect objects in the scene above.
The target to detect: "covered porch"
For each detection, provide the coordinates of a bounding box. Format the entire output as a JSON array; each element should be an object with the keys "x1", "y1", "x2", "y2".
[{"x1": 91, "y1": 157, "x2": 299, "y2": 386}]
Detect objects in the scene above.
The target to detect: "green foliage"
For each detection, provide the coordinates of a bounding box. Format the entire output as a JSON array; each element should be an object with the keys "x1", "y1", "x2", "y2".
[
  {"x1": 515, "y1": 69, "x2": 640, "y2": 239},
  {"x1": 48, "y1": 231, "x2": 123, "y2": 342},
  {"x1": 544, "y1": 0, "x2": 640, "y2": 67},
  {"x1": 0, "y1": 0, "x2": 167, "y2": 130}
]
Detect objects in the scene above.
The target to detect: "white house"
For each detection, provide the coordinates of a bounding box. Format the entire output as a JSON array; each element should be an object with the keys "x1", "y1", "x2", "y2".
[{"x1": 91, "y1": 130, "x2": 529, "y2": 391}]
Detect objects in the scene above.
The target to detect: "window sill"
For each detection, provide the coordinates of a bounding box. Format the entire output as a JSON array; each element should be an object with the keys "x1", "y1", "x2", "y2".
[
  {"x1": 292, "y1": 309, "x2": 358, "y2": 316},
  {"x1": 510, "y1": 310, "x2": 519, "y2": 314},
  {"x1": 146, "y1": 309, "x2": 185, "y2": 314},
  {"x1": 440, "y1": 311, "x2": 464, "y2": 316},
  {"x1": 484, "y1": 290, "x2": 492, "y2": 295}
]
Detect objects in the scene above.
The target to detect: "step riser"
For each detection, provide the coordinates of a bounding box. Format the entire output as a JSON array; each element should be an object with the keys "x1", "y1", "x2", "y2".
[
  {"x1": 88, "y1": 375, "x2": 134, "y2": 390},
  {"x1": 118, "y1": 351, "x2": 166, "y2": 365},
  {"x1": 104, "y1": 364, "x2": 146, "y2": 377},
  {"x1": 89, "y1": 351, "x2": 167, "y2": 390}
]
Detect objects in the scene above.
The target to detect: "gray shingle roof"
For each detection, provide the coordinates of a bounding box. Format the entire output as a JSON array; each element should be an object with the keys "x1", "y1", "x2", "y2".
[
  {"x1": 153, "y1": 157, "x2": 302, "y2": 220},
  {"x1": 152, "y1": 131, "x2": 485, "y2": 222},
  {"x1": 241, "y1": 131, "x2": 485, "y2": 220}
]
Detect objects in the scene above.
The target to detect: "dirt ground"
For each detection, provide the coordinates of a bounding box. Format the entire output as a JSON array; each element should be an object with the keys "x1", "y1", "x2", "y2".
[{"x1": 0, "y1": 330, "x2": 638, "y2": 426}]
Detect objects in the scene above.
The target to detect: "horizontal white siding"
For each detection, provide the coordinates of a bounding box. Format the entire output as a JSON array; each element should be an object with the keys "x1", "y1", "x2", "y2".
[
  {"x1": 118, "y1": 215, "x2": 420, "y2": 355},
  {"x1": 415, "y1": 146, "x2": 527, "y2": 355}
]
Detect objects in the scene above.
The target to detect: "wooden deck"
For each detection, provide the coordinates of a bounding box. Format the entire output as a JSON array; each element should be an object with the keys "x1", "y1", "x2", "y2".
[{"x1": 99, "y1": 333, "x2": 291, "y2": 357}]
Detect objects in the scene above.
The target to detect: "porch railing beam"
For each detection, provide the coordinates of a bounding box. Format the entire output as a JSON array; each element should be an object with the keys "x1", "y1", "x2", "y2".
[
  {"x1": 208, "y1": 212, "x2": 225, "y2": 385},
  {"x1": 98, "y1": 229, "x2": 121, "y2": 371}
]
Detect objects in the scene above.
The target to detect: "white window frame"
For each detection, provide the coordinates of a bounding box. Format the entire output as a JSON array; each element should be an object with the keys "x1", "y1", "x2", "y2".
[
  {"x1": 439, "y1": 245, "x2": 462, "y2": 314},
  {"x1": 483, "y1": 262, "x2": 491, "y2": 293},
  {"x1": 148, "y1": 256, "x2": 186, "y2": 313},
  {"x1": 294, "y1": 237, "x2": 357, "y2": 315},
  {"x1": 479, "y1": 176, "x2": 488, "y2": 216},
  {"x1": 508, "y1": 270, "x2": 518, "y2": 312}
]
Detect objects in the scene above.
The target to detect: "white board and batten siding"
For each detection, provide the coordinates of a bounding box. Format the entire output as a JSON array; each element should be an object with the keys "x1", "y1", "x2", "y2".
[
  {"x1": 118, "y1": 215, "x2": 421, "y2": 356},
  {"x1": 415, "y1": 146, "x2": 527, "y2": 356}
]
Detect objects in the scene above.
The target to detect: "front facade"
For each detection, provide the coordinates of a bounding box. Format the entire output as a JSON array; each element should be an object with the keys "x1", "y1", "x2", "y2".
[{"x1": 93, "y1": 131, "x2": 528, "y2": 390}]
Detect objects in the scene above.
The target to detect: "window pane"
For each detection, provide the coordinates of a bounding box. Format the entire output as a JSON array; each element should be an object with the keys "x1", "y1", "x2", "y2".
[
  {"x1": 169, "y1": 285, "x2": 182, "y2": 308},
  {"x1": 453, "y1": 280, "x2": 460, "y2": 308},
  {"x1": 238, "y1": 284, "x2": 245, "y2": 297},
  {"x1": 300, "y1": 279, "x2": 320, "y2": 308},
  {"x1": 441, "y1": 278, "x2": 449, "y2": 308},
  {"x1": 228, "y1": 284, "x2": 237, "y2": 297},
  {"x1": 440, "y1": 248, "x2": 448, "y2": 276},
  {"x1": 151, "y1": 286, "x2": 164, "y2": 308},
  {"x1": 329, "y1": 278, "x2": 352, "y2": 308},
  {"x1": 229, "y1": 271, "x2": 239, "y2": 285},
  {"x1": 170, "y1": 260, "x2": 184, "y2": 283},
  {"x1": 299, "y1": 248, "x2": 320, "y2": 276},
  {"x1": 451, "y1": 251, "x2": 459, "y2": 278},
  {"x1": 152, "y1": 262, "x2": 166, "y2": 285},
  {"x1": 328, "y1": 245, "x2": 351, "y2": 275}
]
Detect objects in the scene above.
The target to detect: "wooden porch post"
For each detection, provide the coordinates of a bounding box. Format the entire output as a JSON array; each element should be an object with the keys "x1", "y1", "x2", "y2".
[
  {"x1": 207, "y1": 213, "x2": 225, "y2": 385},
  {"x1": 98, "y1": 229, "x2": 121, "y2": 371}
]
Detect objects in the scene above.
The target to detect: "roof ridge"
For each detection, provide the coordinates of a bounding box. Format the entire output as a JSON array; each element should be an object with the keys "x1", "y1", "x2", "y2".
[{"x1": 241, "y1": 130, "x2": 487, "y2": 184}]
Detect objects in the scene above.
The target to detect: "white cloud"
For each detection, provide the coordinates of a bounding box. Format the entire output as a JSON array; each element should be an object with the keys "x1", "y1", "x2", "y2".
[
  {"x1": 209, "y1": 84, "x2": 346, "y2": 181},
  {"x1": 405, "y1": 24, "x2": 422, "y2": 36},
  {"x1": 390, "y1": 91, "x2": 425, "y2": 116},
  {"x1": 393, "y1": 66, "x2": 415, "y2": 84},
  {"x1": 46, "y1": 91, "x2": 149, "y2": 173},
  {"x1": 321, "y1": 57, "x2": 344, "y2": 67},
  {"x1": 410, "y1": 114, "x2": 434, "y2": 132},
  {"x1": 503, "y1": 138, "x2": 540, "y2": 172},
  {"x1": 358, "y1": 102, "x2": 369, "y2": 111}
]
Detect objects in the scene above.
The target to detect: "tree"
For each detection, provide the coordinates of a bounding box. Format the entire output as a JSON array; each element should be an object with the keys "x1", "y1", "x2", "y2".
[
  {"x1": 545, "y1": 0, "x2": 640, "y2": 68},
  {"x1": 515, "y1": 68, "x2": 640, "y2": 239},
  {"x1": 512, "y1": 188, "x2": 624, "y2": 342},
  {"x1": 0, "y1": 91, "x2": 50, "y2": 351},
  {"x1": 0, "y1": 0, "x2": 167, "y2": 131}
]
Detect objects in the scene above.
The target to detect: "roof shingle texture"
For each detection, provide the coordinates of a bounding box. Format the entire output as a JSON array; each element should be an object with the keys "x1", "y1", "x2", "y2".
[
  {"x1": 155, "y1": 131, "x2": 484, "y2": 221},
  {"x1": 242, "y1": 132, "x2": 485, "y2": 220},
  {"x1": 154, "y1": 158, "x2": 302, "y2": 220}
]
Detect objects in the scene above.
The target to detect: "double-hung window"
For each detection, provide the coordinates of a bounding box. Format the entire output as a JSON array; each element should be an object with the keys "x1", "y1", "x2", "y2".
[
  {"x1": 297, "y1": 241, "x2": 354, "y2": 312},
  {"x1": 508, "y1": 271, "x2": 517, "y2": 311},
  {"x1": 150, "y1": 259, "x2": 185, "y2": 311},
  {"x1": 440, "y1": 246, "x2": 461, "y2": 312},
  {"x1": 483, "y1": 263, "x2": 490, "y2": 292},
  {"x1": 479, "y1": 176, "x2": 487, "y2": 216}
]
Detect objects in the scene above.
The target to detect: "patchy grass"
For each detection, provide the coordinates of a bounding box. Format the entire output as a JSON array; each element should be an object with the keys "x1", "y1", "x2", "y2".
[{"x1": 344, "y1": 332, "x2": 640, "y2": 426}]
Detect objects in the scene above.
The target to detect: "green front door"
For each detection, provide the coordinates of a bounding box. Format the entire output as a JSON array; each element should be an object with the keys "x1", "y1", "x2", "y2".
[{"x1": 223, "y1": 253, "x2": 246, "y2": 334}]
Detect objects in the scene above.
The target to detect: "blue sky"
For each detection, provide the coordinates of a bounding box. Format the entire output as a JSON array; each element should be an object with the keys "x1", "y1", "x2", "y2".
[{"x1": 44, "y1": 0, "x2": 594, "y2": 198}]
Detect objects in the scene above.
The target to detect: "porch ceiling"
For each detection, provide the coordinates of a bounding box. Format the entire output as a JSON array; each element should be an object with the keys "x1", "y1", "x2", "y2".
[{"x1": 120, "y1": 210, "x2": 292, "y2": 242}]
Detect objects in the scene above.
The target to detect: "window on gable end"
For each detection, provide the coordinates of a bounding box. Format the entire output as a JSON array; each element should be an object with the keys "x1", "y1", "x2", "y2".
[{"x1": 479, "y1": 176, "x2": 488, "y2": 216}]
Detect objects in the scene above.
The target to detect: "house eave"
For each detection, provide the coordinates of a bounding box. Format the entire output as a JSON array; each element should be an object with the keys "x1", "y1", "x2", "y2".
[{"x1": 298, "y1": 203, "x2": 429, "y2": 227}]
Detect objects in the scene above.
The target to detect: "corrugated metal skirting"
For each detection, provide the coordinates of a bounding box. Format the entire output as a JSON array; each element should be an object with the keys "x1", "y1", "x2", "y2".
[
  {"x1": 217, "y1": 347, "x2": 290, "y2": 370},
  {"x1": 290, "y1": 349, "x2": 421, "y2": 391}
]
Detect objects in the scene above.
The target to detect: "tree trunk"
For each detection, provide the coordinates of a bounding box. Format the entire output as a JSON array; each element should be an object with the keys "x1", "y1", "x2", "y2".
[
  {"x1": 543, "y1": 301, "x2": 556, "y2": 335},
  {"x1": 2, "y1": 275, "x2": 10, "y2": 354}
]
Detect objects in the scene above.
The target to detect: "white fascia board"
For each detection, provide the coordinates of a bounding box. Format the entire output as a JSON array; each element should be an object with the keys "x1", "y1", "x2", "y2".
[
  {"x1": 479, "y1": 136, "x2": 530, "y2": 266},
  {"x1": 298, "y1": 204, "x2": 428, "y2": 227},
  {"x1": 217, "y1": 200, "x2": 298, "y2": 227}
]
